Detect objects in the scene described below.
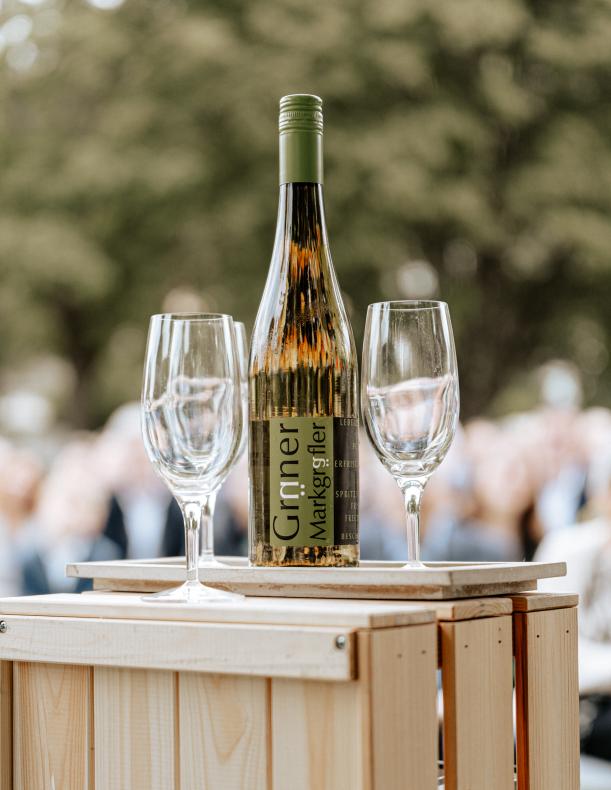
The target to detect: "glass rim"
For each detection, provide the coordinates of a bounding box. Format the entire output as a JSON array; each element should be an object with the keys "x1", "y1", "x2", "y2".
[
  {"x1": 149, "y1": 312, "x2": 233, "y2": 323},
  {"x1": 367, "y1": 300, "x2": 448, "y2": 312}
]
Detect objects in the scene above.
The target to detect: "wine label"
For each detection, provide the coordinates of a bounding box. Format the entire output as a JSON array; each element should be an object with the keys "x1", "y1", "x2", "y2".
[{"x1": 268, "y1": 416, "x2": 358, "y2": 547}]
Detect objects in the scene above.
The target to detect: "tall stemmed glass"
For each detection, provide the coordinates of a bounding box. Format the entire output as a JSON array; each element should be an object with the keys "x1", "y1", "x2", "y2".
[
  {"x1": 361, "y1": 301, "x2": 459, "y2": 567},
  {"x1": 234, "y1": 321, "x2": 249, "y2": 461},
  {"x1": 142, "y1": 313, "x2": 243, "y2": 602},
  {"x1": 198, "y1": 321, "x2": 249, "y2": 563}
]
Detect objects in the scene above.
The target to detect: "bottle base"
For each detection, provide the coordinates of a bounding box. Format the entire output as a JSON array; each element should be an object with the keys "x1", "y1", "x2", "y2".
[{"x1": 250, "y1": 544, "x2": 359, "y2": 567}]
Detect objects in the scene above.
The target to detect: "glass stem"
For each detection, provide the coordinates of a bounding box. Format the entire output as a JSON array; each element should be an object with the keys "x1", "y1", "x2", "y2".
[
  {"x1": 199, "y1": 492, "x2": 215, "y2": 564},
  {"x1": 181, "y1": 501, "x2": 201, "y2": 584},
  {"x1": 399, "y1": 479, "x2": 425, "y2": 564}
]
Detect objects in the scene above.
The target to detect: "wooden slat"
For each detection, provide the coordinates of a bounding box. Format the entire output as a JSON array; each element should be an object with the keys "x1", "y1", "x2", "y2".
[
  {"x1": 366, "y1": 624, "x2": 438, "y2": 790},
  {"x1": 13, "y1": 662, "x2": 91, "y2": 790},
  {"x1": 179, "y1": 673, "x2": 269, "y2": 790},
  {"x1": 271, "y1": 678, "x2": 367, "y2": 790},
  {"x1": 271, "y1": 623, "x2": 437, "y2": 790},
  {"x1": 0, "y1": 662, "x2": 12, "y2": 790},
  {"x1": 0, "y1": 591, "x2": 435, "y2": 629},
  {"x1": 514, "y1": 607, "x2": 579, "y2": 790},
  {"x1": 422, "y1": 597, "x2": 512, "y2": 621},
  {"x1": 0, "y1": 615, "x2": 354, "y2": 680},
  {"x1": 67, "y1": 557, "x2": 565, "y2": 585},
  {"x1": 441, "y1": 615, "x2": 514, "y2": 790},
  {"x1": 49, "y1": 590, "x2": 511, "y2": 623},
  {"x1": 94, "y1": 667, "x2": 176, "y2": 790},
  {"x1": 93, "y1": 577, "x2": 538, "y2": 598},
  {"x1": 511, "y1": 592, "x2": 579, "y2": 613},
  {"x1": 63, "y1": 557, "x2": 564, "y2": 599}
]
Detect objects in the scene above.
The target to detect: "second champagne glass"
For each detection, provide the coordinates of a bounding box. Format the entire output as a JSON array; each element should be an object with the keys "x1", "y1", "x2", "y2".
[
  {"x1": 361, "y1": 300, "x2": 459, "y2": 567},
  {"x1": 234, "y1": 321, "x2": 249, "y2": 461},
  {"x1": 198, "y1": 321, "x2": 249, "y2": 564},
  {"x1": 142, "y1": 313, "x2": 243, "y2": 602}
]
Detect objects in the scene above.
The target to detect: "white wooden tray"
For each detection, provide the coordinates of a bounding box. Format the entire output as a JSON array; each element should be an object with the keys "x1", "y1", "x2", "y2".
[{"x1": 65, "y1": 557, "x2": 566, "y2": 600}]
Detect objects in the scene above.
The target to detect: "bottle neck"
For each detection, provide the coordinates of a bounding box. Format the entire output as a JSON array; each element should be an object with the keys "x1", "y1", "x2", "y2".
[
  {"x1": 279, "y1": 129, "x2": 323, "y2": 185},
  {"x1": 273, "y1": 183, "x2": 329, "y2": 257}
]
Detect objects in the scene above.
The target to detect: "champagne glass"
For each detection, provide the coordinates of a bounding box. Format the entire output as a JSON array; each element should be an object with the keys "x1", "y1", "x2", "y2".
[
  {"x1": 198, "y1": 320, "x2": 249, "y2": 563},
  {"x1": 361, "y1": 301, "x2": 459, "y2": 567},
  {"x1": 234, "y1": 321, "x2": 249, "y2": 461},
  {"x1": 141, "y1": 313, "x2": 243, "y2": 602}
]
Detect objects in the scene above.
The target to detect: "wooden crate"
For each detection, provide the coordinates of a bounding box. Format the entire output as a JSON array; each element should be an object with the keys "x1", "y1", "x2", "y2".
[
  {"x1": 0, "y1": 590, "x2": 579, "y2": 790},
  {"x1": 65, "y1": 557, "x2": 567, "y2": 600}
]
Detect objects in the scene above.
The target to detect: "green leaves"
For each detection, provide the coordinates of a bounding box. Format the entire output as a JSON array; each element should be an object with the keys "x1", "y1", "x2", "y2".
[{"x1": 0, "y1": 0, "x2": 610, "y2": 423}]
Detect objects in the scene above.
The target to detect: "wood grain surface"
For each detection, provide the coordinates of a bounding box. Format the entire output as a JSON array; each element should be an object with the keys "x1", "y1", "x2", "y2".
[
  {"x1": 514, "y1": 607, "x2": 580, "y2": 790},
  {"x1": 441, "y1": 616, "x2": 514, "y2": 790},
  {"x1": 0, "y1": 662, "x2": 12, "y2": 790},
  {"x1": 94, "y1": 667, "x2": 177, "y2": 790},
  {"x1": 0, "y1": 590, "x2": 435, "y2": 628},
  {"x1": 0, "y1": 614, "x2": 355, "y2": 680},
  {"x1": 365, "y1": 624, "x2": 438, "y2": 790},
  {"x1": 13, "y1": 662, "x2": 91, "y2": 790},
  {"x1": 271, "y1": 677, "x2": 366, "y2": 790},
  {"x1": 510, "y1": 592, "x2": 579, "y2": 612},
  {"x1": 179, "y1": 673, "x2": 269, "y2": 790},
  {"x1": 63, "y1": 557, "x2": 565, "y2": 600}
]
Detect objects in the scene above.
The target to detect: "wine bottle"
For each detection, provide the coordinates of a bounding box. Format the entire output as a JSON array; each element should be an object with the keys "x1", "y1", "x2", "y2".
[{"x1": 249, "y1": 94, "x2": 359, "y2": 567}]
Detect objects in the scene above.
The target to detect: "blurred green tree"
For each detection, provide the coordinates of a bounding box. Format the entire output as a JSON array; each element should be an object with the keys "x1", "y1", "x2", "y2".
[{"x1": 0, "y1": 0, "x2": 610, "y2": 425}]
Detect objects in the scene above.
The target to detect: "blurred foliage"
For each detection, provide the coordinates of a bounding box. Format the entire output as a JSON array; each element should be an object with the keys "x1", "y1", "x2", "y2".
[{"x1": 0, "y1": 0, "x2": 610, "y2": 425}]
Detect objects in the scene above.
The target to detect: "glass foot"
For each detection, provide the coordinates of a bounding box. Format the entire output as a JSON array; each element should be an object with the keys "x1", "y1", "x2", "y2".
[
  {"x1": 142, "y1": 580, "x2": 243, "y2": 604},
  {"x1": 402, "y1": 560, "x2": 427, "y2": 569}
]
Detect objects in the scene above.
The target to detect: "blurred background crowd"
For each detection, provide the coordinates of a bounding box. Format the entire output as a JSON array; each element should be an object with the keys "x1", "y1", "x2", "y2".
[
  {"x1": 1, "y1": 0, "x2": 611, "y2": 777},
  {"x1": 0, "y1": 366, "x2": 609, "y2": 596}
]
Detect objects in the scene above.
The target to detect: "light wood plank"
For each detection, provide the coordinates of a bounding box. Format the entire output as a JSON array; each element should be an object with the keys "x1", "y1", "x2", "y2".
[
  {"x1": 366, "y1": 624, "x2": 438, "y2": 790},
  {"x1": 271, "y1": 677, "x2": 367, "y2": 790},
  {"x1": 66, "y1": 557, "x2": 565, "y2": 586},
  {"x1": 62, "y1": 558, "x2": 564, "y2": 599},
  {"x1": 0, "y1": 662, "x2": 12, "y2": 790},
  {"x1": 13, "y1": 661, "x2": 91, "y2": 790},
  {"x1": 94, "y1": 667, "x2": 176, "y2": 790},
  {"x1": 511, "y1": 592, "x2": 579, "y2": 613},
  {"x1": 441, "y1": 615, "x2": 514, "y2": 790},
  {"x1": 0, "y1": 591, "x2": 435, "y2": 628},
  {"x1": 514, "y1": 607, "x2": 579, "y2": 790},
  {"x1": 179, "y1": 673, "x2": 269, "y2": 790},
  {"x1": 91, "y1": 577, "x2": 538, "y2": 598},
  {"x1": 421, "y1": 597, "x2": 512, "y2": 621},
  {"x1": 271, "y1": 623, "x2": 437, "y2": 790},
  {"x1": 0, "y1": 615, "x2": 354, "y2": 680}
]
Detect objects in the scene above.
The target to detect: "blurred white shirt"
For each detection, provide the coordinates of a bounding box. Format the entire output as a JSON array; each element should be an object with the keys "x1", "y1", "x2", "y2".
[
  {"x1": 537, "y1": 464, "x2": 586, "y2": 533},
  {"x1": 536, "y1": 518, "x2": 611, "y2": 695},
  {"x1": 0, "y1": 518, "x2": 21, "y2": 596}
]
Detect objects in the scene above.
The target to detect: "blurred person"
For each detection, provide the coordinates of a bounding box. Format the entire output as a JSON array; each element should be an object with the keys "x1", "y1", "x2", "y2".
[
  {"x1": 578, "y1": 408, "x2": 611, "y2": 464},
  {"x1": 533, "y1": 407, "x2": 587, "y2": 535},
  {"x1": 358, "y1": 436, "x2": 406, "y2": 560},
  {"x1": 20, "y1": 437, "x2": 118, "y2": 594},
  {"x1": 215, "y1": 452, "x2": 249, "y2": 557},
  {"x1": 96, "y1": 403, "x2": 183, "y2": 559},
  {"x1": 421, "y1": 426, "x2": 486, "y2": 561},
  {"x1": 474, "y1": 430, "x2": 544, "y2": 560},
  {"x1": 423, "y1": 424, "x2": 534, "y2": 561},
  {"x1": 578, "y1": 408, "x2": 611, "y2": 518},
  {"x1": 420, "y1": 426, "x2": 470, "y2": 533},
  {"x1": 98, "y1": 402, "x2": 242, "y2": 560},
  {"x1": 0, "y1": 440, "x2": 44, "y2": 595},
  {"x1": 536, "y1": 448, "x2": 611, "y2": 762},
  {"x1": 462, "y1": 419, "x2": 501, "y2": 464}
]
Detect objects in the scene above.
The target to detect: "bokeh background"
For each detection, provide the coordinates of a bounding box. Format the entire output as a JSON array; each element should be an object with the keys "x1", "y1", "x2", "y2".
[
  {"x1": 1, "y1": 0, "x2": 611, "y2": 775},
  {"x1": 2, "y1": 0, "x2": 611, "y2": 425}
]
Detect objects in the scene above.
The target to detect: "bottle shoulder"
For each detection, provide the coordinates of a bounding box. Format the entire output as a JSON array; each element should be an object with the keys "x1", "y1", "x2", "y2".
[{"x1": 250, "y1": 260, "x2": 357, "y2": 374}]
